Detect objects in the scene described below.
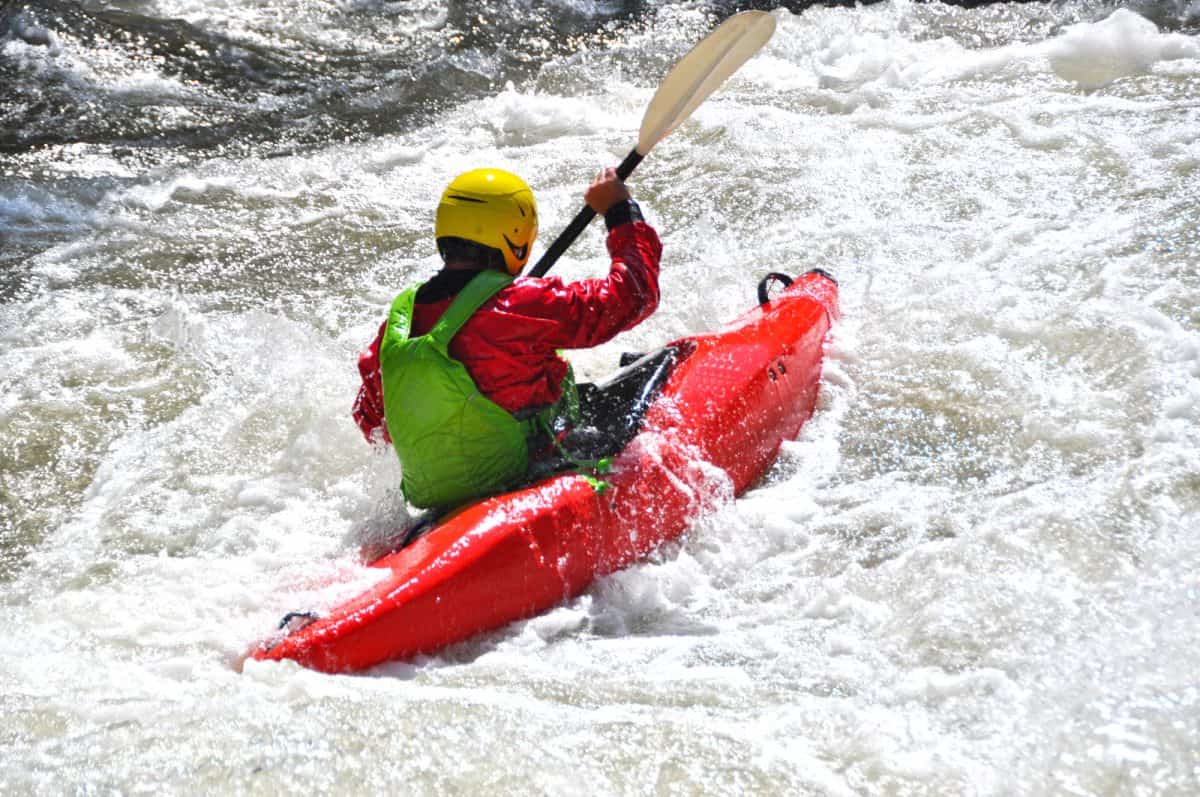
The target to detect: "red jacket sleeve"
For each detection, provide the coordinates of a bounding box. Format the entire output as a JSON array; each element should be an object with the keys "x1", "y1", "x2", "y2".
[
  {"x1": 497, "y1": 221, "x2": 663, "y2": 350},
  {"x1": 352, "y1": 321, "x2": 390, "y2": 444}
]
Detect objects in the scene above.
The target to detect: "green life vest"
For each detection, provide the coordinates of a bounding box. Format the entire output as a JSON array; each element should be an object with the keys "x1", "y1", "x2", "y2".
[{"x1": 379, "y1": 270, "x2": 534, "y2": 509}]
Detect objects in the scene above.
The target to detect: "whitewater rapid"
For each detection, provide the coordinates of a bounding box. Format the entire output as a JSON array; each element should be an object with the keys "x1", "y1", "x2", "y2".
[{"x1": 2, "y1": 1, "x2": 1199, "y2": 793}]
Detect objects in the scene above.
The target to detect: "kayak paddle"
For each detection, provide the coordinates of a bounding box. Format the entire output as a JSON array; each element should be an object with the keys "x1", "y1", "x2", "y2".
[{"x1": 525, "y1": 10, "x2": 777, "y2": 279}]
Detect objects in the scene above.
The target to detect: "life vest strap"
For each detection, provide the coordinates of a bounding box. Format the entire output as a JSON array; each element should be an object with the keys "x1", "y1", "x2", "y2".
[{"x1": 425, "y1": 269, "x2": 513, "y2": 351}]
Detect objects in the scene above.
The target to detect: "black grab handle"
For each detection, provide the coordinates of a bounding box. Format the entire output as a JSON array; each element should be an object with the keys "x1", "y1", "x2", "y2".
[{"x1": 757, "y1": 272, "x2": 794, "y2": 305}]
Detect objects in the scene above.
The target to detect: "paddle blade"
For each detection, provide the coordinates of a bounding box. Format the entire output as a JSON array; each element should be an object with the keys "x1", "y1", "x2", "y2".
[
  {"x1": 526, "y1": 11, "x2": 775, "y2": 280},
  {"x1": 637, "y1": 11, "x2": 777, "y2": 155}
]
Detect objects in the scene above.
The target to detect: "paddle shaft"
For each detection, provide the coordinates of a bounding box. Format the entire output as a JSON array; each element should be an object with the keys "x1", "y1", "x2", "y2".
[
  {"x1": 526, "y1": 148, "x2": 643, "y2": 279},
  {"x1": 522, "y1": 11, "x2": 775, "y2": 280}
]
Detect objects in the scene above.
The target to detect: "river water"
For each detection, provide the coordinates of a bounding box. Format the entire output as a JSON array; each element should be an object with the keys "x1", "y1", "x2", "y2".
[{"x1": 2, "y1": 0, "x2": 1199, "y2": 793}]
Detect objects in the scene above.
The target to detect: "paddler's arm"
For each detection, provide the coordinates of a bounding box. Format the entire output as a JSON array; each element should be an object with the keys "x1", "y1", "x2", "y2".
[
  {"x1": 594, "y1": 168, "x2": 659, "y2": 330},
  {"x1": 500, "y1": 169, "x2": 662, "y2": 349},
  {"x1": 352, "y1": 320, "x2": 391, "y2": 444}
]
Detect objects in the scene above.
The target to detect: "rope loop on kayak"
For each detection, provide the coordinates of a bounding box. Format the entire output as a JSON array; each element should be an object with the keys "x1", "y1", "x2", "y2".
[{"x1": 757, "y1": 272, "x2": 793, "y2": 305}]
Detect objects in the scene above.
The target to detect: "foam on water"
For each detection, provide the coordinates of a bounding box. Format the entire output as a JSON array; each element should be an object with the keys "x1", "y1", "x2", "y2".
[
  {"x1": 1045, "y1": 8, "x2": 1200, "y2": 87},
  {"x1": 3, "y1": 1, "x2": 1200, "y2": 793}
]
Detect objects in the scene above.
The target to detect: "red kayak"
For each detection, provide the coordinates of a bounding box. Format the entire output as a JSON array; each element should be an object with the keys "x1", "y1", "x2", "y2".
[{"x1": 249, "y1": 270, "x2": 838, "y2": 673}]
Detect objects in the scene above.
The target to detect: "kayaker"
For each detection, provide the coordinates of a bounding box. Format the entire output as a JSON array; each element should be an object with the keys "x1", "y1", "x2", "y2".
[{"x1": 352, "y1": 166, "x2": 663, "y2": 509}]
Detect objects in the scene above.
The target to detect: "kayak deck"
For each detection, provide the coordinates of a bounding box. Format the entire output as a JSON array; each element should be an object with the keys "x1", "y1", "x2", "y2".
[{"x1": 250, "y1": 271, "x2": 838, "y2": 673}]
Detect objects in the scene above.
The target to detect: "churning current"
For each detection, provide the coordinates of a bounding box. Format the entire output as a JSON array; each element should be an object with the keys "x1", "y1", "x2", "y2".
[{"x1": 2, "y1": 0, "x2": 1199, "y2": 793}]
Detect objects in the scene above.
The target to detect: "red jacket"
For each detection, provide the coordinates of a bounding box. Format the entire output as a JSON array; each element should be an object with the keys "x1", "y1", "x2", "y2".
[{"x1": 353, "y1": 220, "x2": 662, "y2": 443}]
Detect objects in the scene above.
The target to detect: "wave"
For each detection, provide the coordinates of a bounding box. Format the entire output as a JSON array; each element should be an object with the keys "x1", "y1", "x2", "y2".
[
  {"x1": 4, "y1": 0, "x2": 1194, "y2": 158},
  {"x1": 0, "y1": 0, "x2": 653, "y2": 155}
]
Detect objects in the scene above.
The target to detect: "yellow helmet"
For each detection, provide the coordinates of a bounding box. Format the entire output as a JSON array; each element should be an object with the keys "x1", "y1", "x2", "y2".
[{"x1": 435, "y1": 168, "x2": 538, "y2": 275}]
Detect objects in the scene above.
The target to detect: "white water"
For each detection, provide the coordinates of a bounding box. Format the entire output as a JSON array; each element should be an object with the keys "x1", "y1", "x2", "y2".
[{"x1": 3, "y1": 2, "x2": 1200, "y2": 793}]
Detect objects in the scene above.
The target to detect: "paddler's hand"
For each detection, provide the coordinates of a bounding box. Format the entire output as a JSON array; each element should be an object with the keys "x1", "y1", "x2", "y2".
[{"x1": 585, "y1": 167, "x2": 631, "y2": 215}]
